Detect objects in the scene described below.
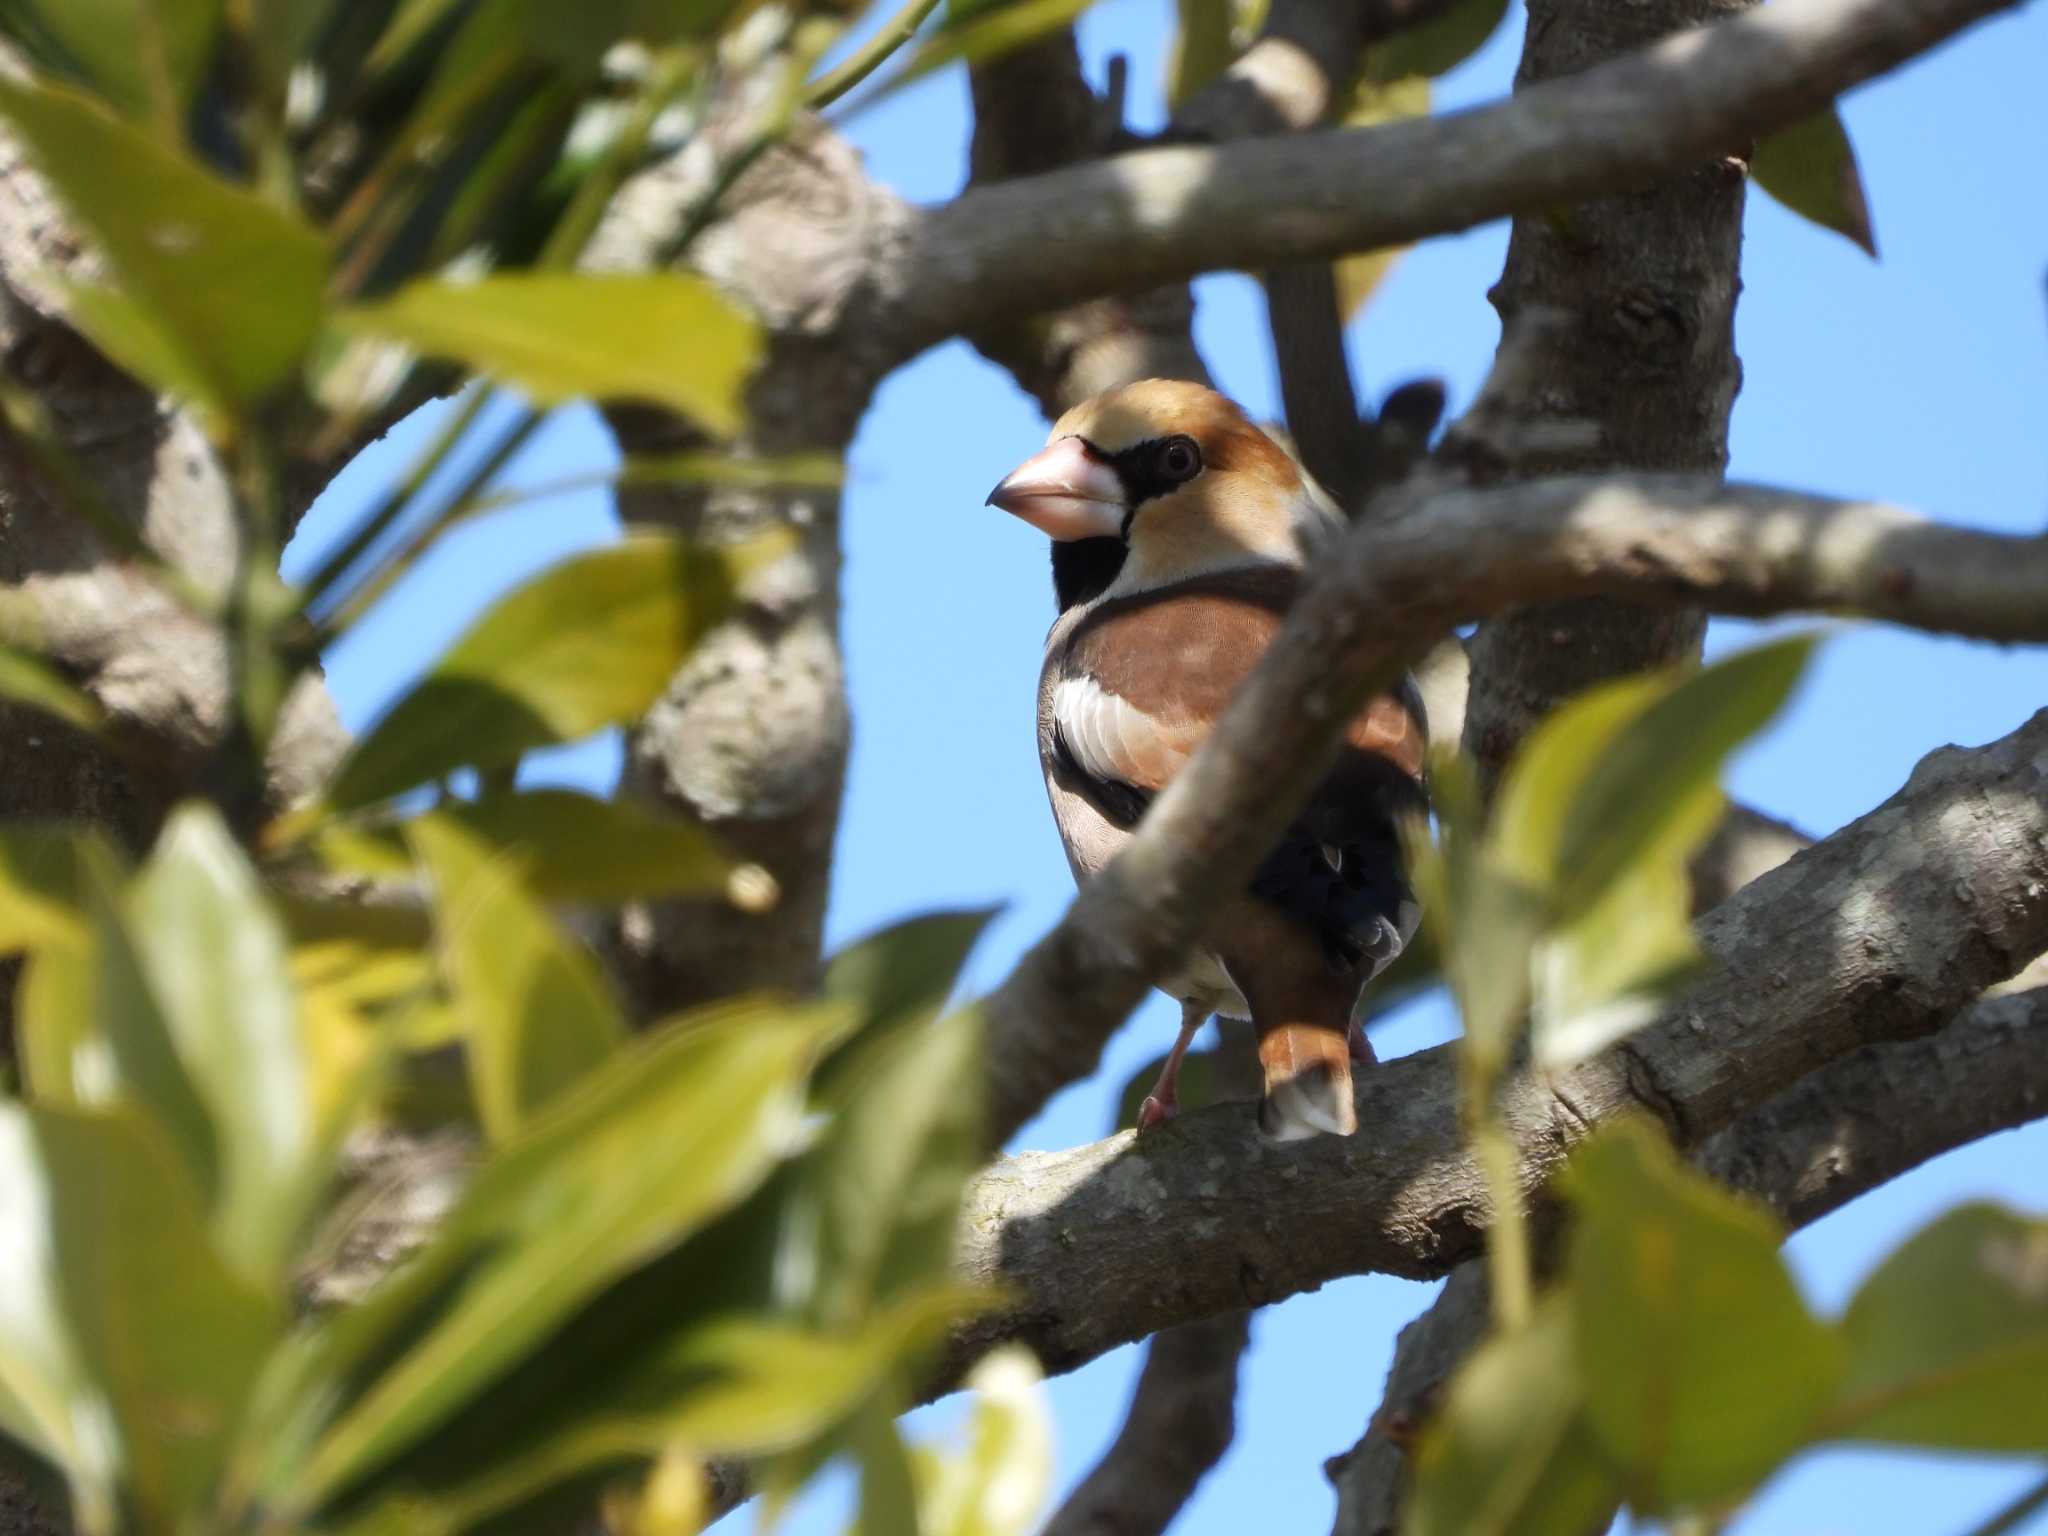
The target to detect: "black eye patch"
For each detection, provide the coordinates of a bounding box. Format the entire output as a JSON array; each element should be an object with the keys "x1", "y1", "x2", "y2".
[{"x1": 1107, "y1": 434, "x2": 1204, "y2": 509}]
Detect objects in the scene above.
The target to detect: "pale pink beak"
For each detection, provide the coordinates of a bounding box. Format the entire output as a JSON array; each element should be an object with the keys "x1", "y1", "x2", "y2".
[{"x1": 985, "y1": 436, "x2": 1127, "y2": 541}]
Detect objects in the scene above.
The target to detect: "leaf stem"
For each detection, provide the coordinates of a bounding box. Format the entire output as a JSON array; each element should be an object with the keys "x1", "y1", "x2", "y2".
[
  {"x1": 1953, "y1": 1472, "x2": 2048, "y2": 1536},
  {"x1": 806, "y1": 0, "x2": 947, "y2": 109}
]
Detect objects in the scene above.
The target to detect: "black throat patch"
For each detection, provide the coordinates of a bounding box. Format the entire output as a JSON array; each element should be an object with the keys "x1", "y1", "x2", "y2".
[{"x1": 1048, "y1": 438, "x2": 1190, "y2": 612}]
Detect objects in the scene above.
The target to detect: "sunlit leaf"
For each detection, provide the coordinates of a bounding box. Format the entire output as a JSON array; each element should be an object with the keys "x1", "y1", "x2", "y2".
[
  {"x1": 1166, "y1": 0, "x2": 1233, "y2": 108},
  {"x1": 911, "y1": 1347, "x2": 1052, "y2": 1536},
  {"x1": 1406, "y1": 1299, "x2": 1619, "y2": 1536},
  {"x1": 1752, "y1": 107, "x2": 1876, "y2": 257},
  {"x1": 1334, "y1": 73, "x2": 1429, "y2": 321},
  {"x1": 1566, "y1": 1119, "x2": 1842, "y2": 1510},
  {"x1": 1830, "y1": 1204, "x2": 2048, "y2": 1451},
  {"x1": 321, "y1": 531, "x2": 786, "y2": 812},
  {"x1": 62, "y1": 281, "x2": 225, "y2": 426},
  {"x1": 14, "y1": 940, "x2": 103, "y2": 1106},
  {"x1": 127, "y1": 806, "x2": 325, "y2": 1280},
  {"x1": 24, "y1": 0, "x2": 219, "y2": 120},
  {"x1": 409, "y1": 814, "x2": 625, "y2": 1142},
  {"x1": 0, "y1": 645, "x2": 102, "y2": 735},
  {"x1": 0, "y1": 76, "x2": 327, "y2": 410},
  {"x1": 319, "y1": 789, "x2": 733, "y2": 906},
  {"x1": 621, "y1": 449, "x2": 846, "y2": 491},
  {"x1": 853, "y1": 1397, "x2": 923, "y2": 1536},
  {"x1": 0, "y1": 824, "x2": 113, "y2": 953},
  {"x1": 1410, "y1": 819, "x2": 1541, "y2": 1077},
  {"x1": 254, "y1": 1000, "x2": 843, "y2": 1514},
  {"x1": 1362, "y1": 0, "x2": 1508, "y2": 81},
  {"x1": 33, "y1": 1105, "x2": 279, "y2": 1529},
  {"x1": 278, "y1": 891, "x2": 435, "y2": 1016},
  {"x1": 1530, "y1": 844, "x2": 1705, "y2": 1069},
  {"x1": 336, "y1": 273, "x2": 762, "y2": 437}
]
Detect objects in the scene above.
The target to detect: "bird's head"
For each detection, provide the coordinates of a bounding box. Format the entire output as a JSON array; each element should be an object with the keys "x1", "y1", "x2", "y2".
[{"x1": 986, "y1": 380, "x2": 1326, "y2": 602}]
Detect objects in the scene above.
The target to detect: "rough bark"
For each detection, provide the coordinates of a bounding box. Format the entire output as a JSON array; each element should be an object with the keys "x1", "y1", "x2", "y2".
[{"x1": 955, "y1": 711, "x2": 2048, "y2": 1382}]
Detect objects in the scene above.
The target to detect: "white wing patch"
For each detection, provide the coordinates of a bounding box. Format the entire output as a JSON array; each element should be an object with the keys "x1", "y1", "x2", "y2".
[{"x1": 1051, "y1": 675, "x2": 1196, "y2": 790}]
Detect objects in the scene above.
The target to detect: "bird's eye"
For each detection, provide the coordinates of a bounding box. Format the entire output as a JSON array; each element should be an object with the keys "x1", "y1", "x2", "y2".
[{"x1": 1156, "y1": 436, "x2": 1201, "y2": 482}]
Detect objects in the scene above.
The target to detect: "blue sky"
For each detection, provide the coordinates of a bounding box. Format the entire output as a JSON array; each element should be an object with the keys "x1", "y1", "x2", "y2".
[{"x1": 285, "y1": 1, "x2": 2048, "y2": 1529}]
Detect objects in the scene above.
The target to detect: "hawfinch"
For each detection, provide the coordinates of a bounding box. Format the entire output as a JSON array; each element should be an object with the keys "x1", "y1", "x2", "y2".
[{"x1": 986, "y1": 380, "x2": 1428, "y2": 1141}]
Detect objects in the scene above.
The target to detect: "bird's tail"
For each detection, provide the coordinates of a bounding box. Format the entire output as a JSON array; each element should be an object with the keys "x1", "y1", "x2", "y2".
[{"x1": 1256, "y1": 1021, "x2": 1356, "y2": 1141}]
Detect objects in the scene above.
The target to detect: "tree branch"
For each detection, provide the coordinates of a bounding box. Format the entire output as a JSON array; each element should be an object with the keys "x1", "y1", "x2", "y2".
[
  {"x1": 1324, "y1": 981, "x2": 2048, "y2": 1533},
  {"x1": 956, "y1": 710, "x2": 2048, "y2": 1384},
  {"x1": 982, "y1": 476, "x2": 2048, "y2": 1145},
  {"x1": 887, "y1": 0, "x2": 2015, "y2": 349}
]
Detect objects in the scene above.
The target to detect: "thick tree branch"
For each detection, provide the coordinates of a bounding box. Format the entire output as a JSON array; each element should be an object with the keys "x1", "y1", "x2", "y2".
[
  {"x1": 982, "y1": 477, "x2": 2048, "y2": 1145},
  {"x1": 1324, "y1": 982, "x2": 2048, "y2": 1534},
  {"x1": 887, "y1": 0, "x2": 2015, "y2": 349},
  {"x1": 957, "y1": 714, "x2": 2048, "y2": 1383}
]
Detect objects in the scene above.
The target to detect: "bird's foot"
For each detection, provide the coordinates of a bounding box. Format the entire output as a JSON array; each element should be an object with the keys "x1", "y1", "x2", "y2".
[{"x1": 1137, "y1": 1093, "x2": 1178, "y2": 1131}]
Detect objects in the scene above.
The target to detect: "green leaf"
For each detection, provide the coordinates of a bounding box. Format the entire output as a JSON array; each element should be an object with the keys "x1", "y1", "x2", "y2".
[
  {"x1": 33, "y1": 1105, "x2": 279, "y2": 1529},
  {"x1": 1530, "y1": 840, "x2": 1706, "y2": 1070},
  {"x1": 25, "y1": 0, "x2": 220, "y2": 120},
  {"x1": 61, "y1": 281, "x2": 225, "y2": 425},
  {"x1": 1830, "y1": 1204, "x2": 2048, "y2": 1451},
  {"x1": 319, "y1": 788, "x2": 734, "y2": 906},
  {"x1": 408, "y1": 814, "x2": 625, "y2": 1142},
  {"x1": 336, "y1": 273, "x2": 762, "y2": 436},
  {"x1": 1166, "y1": 0, "x2": 1234, "y2": 108},
  {"x1": 1406, "y1": 1299, "x2": 1621, "y2": 1536},
  {"x1": 1411, "y1": 828, "x2": 1542, "y2": 1077},
  {"x1": 256, "y1": 999, "x2": 842, "y2": 1514},
  {"x1": 0, "y1": 644, "x2": 102, "y2": 734},
  {"x1": 126, "y1": 805, "x2": 323, "y2": 1280},
  {"x1": 321, "y1": 531, "x2": 784, "y2": 812},
  {"x1": 14, "y1": 940, "x2": 101, "y2": 1106},
  {"x1": 0, "y1": 76, "x2": 328, "y2": 410},
  {"x1": 853, "y1": 1397, "x2": 923, "y2": 1536},
  {"x1": 1362, "y1": 0, "x2": 1508, "y2": 81},
  {"x1": 0, "y1": 823, "x2": 113, "y2": 952},
  {"x1": 859, "y1": 0, "x2": 1100, "y2": 105},
  {"x1": 1566, "y1": 1118, "x2": 1842, "y2": 1510},
  {"x1": 0, "y1": 1104, "x2": 116, "y2": 1523},
  {"x1": 1333, "y1": 73, "x2": 1429, "y2": 321},
  {"x1": 1752, "y1": 107, "x2": 1877, "y2": 258},
  {"x1": 911, "y1": 1346, "x2": 1052, "y2": 1536}
]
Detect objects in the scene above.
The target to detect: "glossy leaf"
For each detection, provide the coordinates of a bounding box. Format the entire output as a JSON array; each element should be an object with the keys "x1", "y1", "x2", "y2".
[
  {"x1": 320, "y1": 788, "x2": 733, "y2": 906},
  {"x1": 1363, "y1": 0, "x2": 1508, "y2": 81},
  {"x1": 337, "y1": 273, "x2": 762, "y2": 437},
  {"x1": 1406, "y1": 1299, "x2": 1620, "y2": 1536},
  {"x1": 409, "y1": 814, "x2": 625, "y2": 1142},
  {"x1": 258, "y1": 1000, "x2": 841, "y2": 1513},
  {"x1": 1334, "y1": 73, "x2": 1429, "y2": 321},
  {"x1": 0, "y1": 76, "x2": 327, "y2": 409},
  {"x1": 911, "y1": 1347, "x2": 1052, "y2": 1536},
  {"x1": 127, "y1": 805, "x2": 321, "y2": 1279},
  {"x1": 1166, "y1": 0, "x2": 1234, "y2": 108},
  {"x1": 323, "y1": 531, "x2": 784, "y2": 811},
  {"x1": 26, "y1": 0, "x2": 220, "y2": 120},
  {"x1": 1530, "y1": 843, "x2": 1705, "y2": 1069},
  {"x1": 1830, "y1": 1204, "x2": 2048, "y2": 1451},
  {"x1": 34, "y1": 1105, "x2": 279, "y2": 1529},
  {"x1": 1753, "y1": 108, "x2": 1877, "y2": 257},
  {"x1": 1567, "y1": 1119, "x2": 1842, "y2": 1509},
  {"x1": 0, "y1": 645, "x2": 102, "y2": 735}
]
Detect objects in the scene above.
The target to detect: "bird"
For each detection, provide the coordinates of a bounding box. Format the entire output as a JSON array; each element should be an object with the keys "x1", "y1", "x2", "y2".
[{"x1": 985, "y1": 379, "x2": 1428, "y2": 1141}]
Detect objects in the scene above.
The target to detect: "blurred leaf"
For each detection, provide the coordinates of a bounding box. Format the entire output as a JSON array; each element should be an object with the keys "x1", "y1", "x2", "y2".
[
  {"x1": 1752, "y1": 107, "x2": 1876, "y2": 257},
  {"x1": 278, "y1": 891, "x2": 435, "y2": 1016},
  {"x1": 1566, "y1": 1118, "x2": 1841, "y2": 1510},
  {"x1": 25, "y1": 0, "x2": 219, "y2": 120},
  {"x1": 127, "y1": 805, "x2": 325, "y2": 1280},
  {"x1": 0, "y1": 1104, "x2": 114, "y2": 1520},
  {"x1": 1113, "y1": 1046, "x2": 1216, "y2": 1133},
  {"x1": 0, "y1": 824, "x2": 113, "y2": 952},
  {"x1": 409, "y1": 814, "x2": 625, "y2": 1142},
  {"x1": 247, "y1": 0, "x2": 342, "y2": 96},
  {"x1": 34, "y1": 1105, "x2": 279, "y2": 1529},
  {"x1": 1549, "y1": 635, "x2": 1815, "y2": 918},
  {"x1": 0, "y1": 76, "x2": 327, "y2": 410},
  {"x1": 621, "y1": 449, "x2": 846, "y2": 491},
  {"x1": 806, "y1": 912, "x2": 995, "y2": 1323},
  {"x1": 322, "y1": 531, "x2": 787, "y2": 812},
  {"x1": 1530, "y1": 843, "x2": 1705, "y2": 1070},
  {"x1": 853, "y1": 1398, "x2": 923, "y2": 1536},
  {"x1": 337, "y1": 273, "x2": 762, "y2": 436},
  {"x1": 367, "y1": 0, "x2": 470, "y2": 71},
  {"x1": 0, "y1": 645, "x2": 102, "y2": 735},
  {"x1": 14, "y1": 940, "x2": 103, "y2": 1105},
  {"x1": 1830, "y1": 1204, "x2": 2048, "y2": 1451},
  {"x1": 1411, "y1": 824, "x2": 1541, "y2": 1077},
  {"x1": 320, "y1": 789, "x2": 733, "y2": 906},
  {"x1": 1166, "y1": 0, "x2": 1233, "y2": 108},
  {"x1": 1363, "y1": 0, "x2": 1508, "y2": 81},
  {"x1": 62, "y1": 281, "x2": 225, "y2": 426},
  {"x1": 257, "y1": 1000, "x2": 841, "y2": 1514},
  {"x1": 860, "y1": 0, "x2": 1100, "y2": 105},
  {"x1": 1333, "y1": 73, "x2": 1428, "y2": 321},
  {"x1": 1406, "y1": 1299, "x2": 1619, "y2": 1536},
  {"x1": 911, "y1": 1346, "x2": 1052, "y2": 1536}
]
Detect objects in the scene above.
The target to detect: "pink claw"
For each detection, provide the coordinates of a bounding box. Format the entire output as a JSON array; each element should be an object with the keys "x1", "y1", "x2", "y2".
[{"x1": 1137, "y1": 1094, "x2": 1178, "y2": 1131}]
